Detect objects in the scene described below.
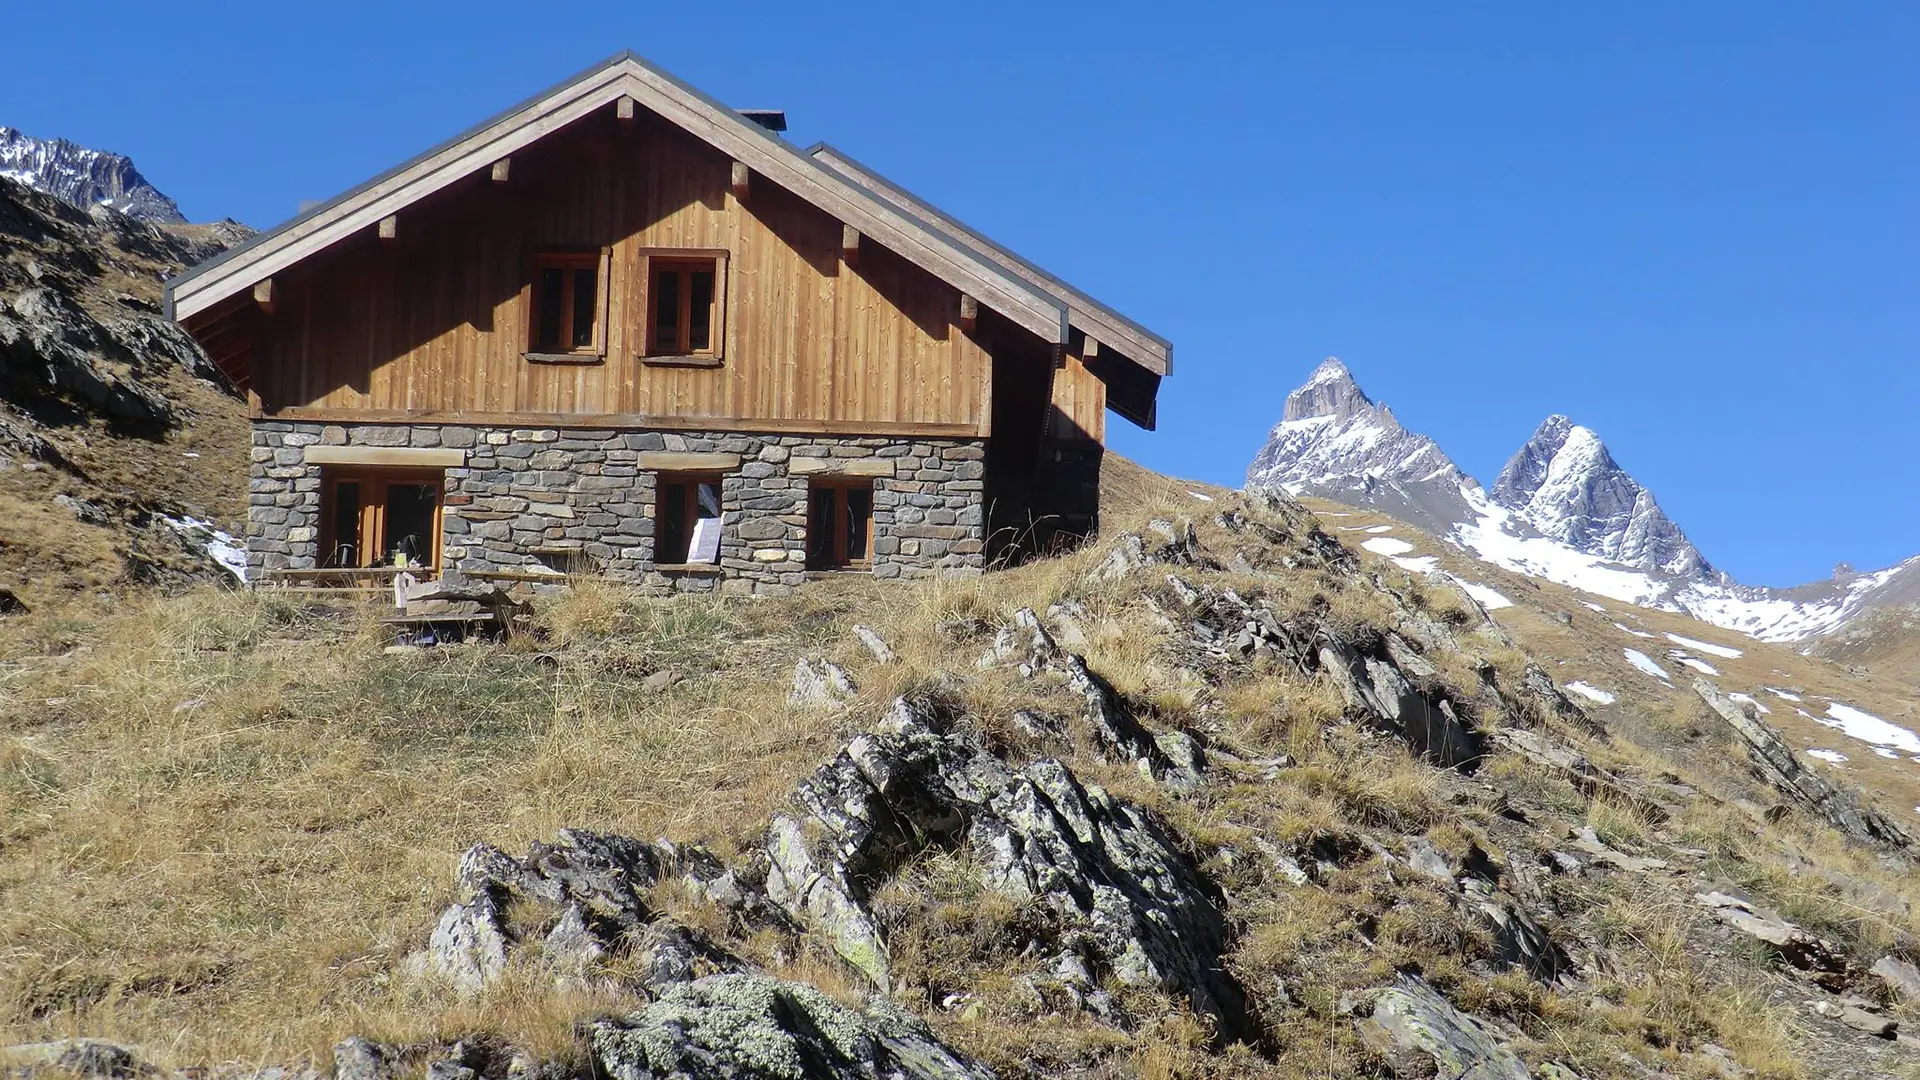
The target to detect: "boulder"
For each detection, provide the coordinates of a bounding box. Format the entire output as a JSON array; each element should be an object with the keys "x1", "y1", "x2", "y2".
[
  {"x1": 1355, "y1": 975, "x2": 1529, "y2": 1080},
  {"x1": 851, "y1": 624, "x2": 897, "y2": 664},
  {"x1": 589, "y1": 972, "x2": 995, "y2": 1080},
  {"x1": 1, "y1": 1040, "x2": 150, "y2": 1079},
  {"x1": 790, "y1": 658, "x2": 858, "y2": 709},
  {"x1": 1871, "y1": 955, "x2": 1920, "y2": 1001},
  {"x1": 1693, "y1": 890, "x2": 1848, "y2": 985}
]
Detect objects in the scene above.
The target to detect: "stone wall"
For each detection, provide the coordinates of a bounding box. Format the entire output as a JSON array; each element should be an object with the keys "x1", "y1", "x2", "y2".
[{"x1": 247, "y1": 422, "x2": 987, "y2": 595}]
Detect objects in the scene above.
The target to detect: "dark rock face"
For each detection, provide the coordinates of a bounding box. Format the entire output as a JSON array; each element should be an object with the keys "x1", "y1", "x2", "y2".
[
  {"x1": 0, "y1": 127, "x2": 186, "y2": 224},
  {"x1": 1490, "y1": 415, "x2": 1713, "y2": 581}
]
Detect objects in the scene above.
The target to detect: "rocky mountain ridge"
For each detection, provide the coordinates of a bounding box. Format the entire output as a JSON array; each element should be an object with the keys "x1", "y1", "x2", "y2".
[
  {"x1": 1247, "y1": 358, "x2": 1919, "y2": 642},
  {"x1": 0, "y1": 171, "x2": 251, "y2": 599},
  {"x1": 0, "y1": 126, "x2": 186, "y2": 224}
]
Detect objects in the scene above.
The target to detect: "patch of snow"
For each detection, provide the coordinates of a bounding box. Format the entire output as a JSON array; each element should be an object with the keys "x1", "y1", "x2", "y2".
[
  {"x1": 1455, "y1": 580, "x2": 1513, "y2": 610},
  {"x1": 1364, "y1": 524, "x2": 1393, "y2": 534},
  {"x1": 1805, "y1": 749, "x2": 1848, "y2": 764},
  {"x1": 1624, "y1": 649, "x2": 1671, "y2": 681},
  {"x1": 1612, "y1": 622, "x2": 1656, "y2": 639},
  {"x1": 1671, "y1": 654, "x2": 1721, "y2": 677},
  {"x1": 1451, "y1": 494, "x2": 1670, "y2": 606},
  {"x1": 159, "y1": 514, "x2": 248, "y2": 582},
  {"x1": 1727, "y1": 692, "x2": 1771, "y2": 715},
  {"x1": 1361, "y1": 537, "x2": 1415, "y2": 557},
  {"x1": 1565, "y1": 681, "x2": 1616, "y2": 705},
  {"x1": 1581, "y1": 601, "x2": 1608, "y2": 613},
  {"x1": 1816, "y1": 702, "x2": 1920, "y2": 756},
  {"x1": 1664, "y1": 633, "x2": 1743, "y2": 659},
  {"x1": 1764, "y1": 687, "x2": 1802, "y2": 703},
  {"x1": 1392, "y1": 555, "x2": 1441, "y2": 574},
  {"x1": 1875, "y1": 748, "x2": 1901, "y2": 760},
  {"x1": 1186, "y1": 491, "x2": 1214, "y2": 502}
]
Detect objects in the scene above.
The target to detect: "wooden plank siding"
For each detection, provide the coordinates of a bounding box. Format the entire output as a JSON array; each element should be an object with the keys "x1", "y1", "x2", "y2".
[
  {"x1": 1048, "y1": 347, "x2": 1106, "y2": 445},
  {"x1": 249, "y1": 112, "x2": 993, "y2": 434}
]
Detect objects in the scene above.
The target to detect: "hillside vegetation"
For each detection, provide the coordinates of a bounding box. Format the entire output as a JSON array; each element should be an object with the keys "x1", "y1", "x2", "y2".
[{"x1": 2, "y1": 461, "x2": 1917, "y2": 1080}]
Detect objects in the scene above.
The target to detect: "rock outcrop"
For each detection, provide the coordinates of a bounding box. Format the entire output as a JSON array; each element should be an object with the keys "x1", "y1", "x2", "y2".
[
  {"x1": 758, "y1": 693, "x2": 1252, "y2": 1041},
  {"x1": 1693, "y1": 679, "x2": 1913, "y2": 851}
]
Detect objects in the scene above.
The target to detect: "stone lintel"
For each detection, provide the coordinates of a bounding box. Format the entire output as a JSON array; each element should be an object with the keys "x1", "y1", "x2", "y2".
[
  {"x1": 304, "y1": 446, "x2": 466, "y2": 467},
  {"x1": 789, "y1": 457, "x2": 896, "y2": 478},
  {"x1": 636, "y1": 452, "x2": 743, "y2": 472}
]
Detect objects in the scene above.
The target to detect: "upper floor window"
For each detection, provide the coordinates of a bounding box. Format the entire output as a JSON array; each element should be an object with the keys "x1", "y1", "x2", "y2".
[
  {"x1": 645, "y1": 254, "x2": 724, "y2": 361},
  {"x1": 528, "y1": 250, "x2": 605, "y2": 359}
]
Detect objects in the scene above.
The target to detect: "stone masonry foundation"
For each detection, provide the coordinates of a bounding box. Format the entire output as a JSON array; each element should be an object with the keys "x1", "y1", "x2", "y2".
[{"x1": 247, "y1": 422, "x2": 987, "y2": 595}]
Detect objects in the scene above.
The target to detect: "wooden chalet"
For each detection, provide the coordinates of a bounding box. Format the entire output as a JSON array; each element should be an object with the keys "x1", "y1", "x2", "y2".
[{"x1": 167, "y1": 51, "x2": 1170, "y2": 593}]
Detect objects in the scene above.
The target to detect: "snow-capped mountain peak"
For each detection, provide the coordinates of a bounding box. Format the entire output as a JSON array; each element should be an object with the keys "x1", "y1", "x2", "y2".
[
  {"x1": 1247, "y1": 358, "x2": 1473, "y2": 536},
  {"x1": 0, "y1": 126, "x2": 184, "y2": 224},
  {"x1": 1489, "y1": 414, "x2": 1714, "y2": 581},
  {"x1": 1246, "y1": 358, "x2": 1919, "y2": 643}
]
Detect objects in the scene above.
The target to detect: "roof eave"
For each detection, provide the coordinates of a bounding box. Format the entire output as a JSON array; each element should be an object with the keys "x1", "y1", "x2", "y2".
[{"x1": 169, "y1": 52, "x2": 1069, "y2": 346}]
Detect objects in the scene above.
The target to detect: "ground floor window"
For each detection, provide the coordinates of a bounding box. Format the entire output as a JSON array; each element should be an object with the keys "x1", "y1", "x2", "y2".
[
  {"x1": 657, "y1": 473, "x2": 723, "y2": 564},
  {"x1": 807, "y1": 479, "x2": 873, "y2": 570},
  {"x1": 320, "y1": 467, "x2": 443, "y2": 570}
]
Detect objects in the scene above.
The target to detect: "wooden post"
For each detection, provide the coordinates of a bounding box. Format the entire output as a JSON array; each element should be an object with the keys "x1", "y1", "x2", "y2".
[
  {"x1": 253, "y1": 278, "x2": 275, "y2": 314},
  {"x1": 731, "y1": 161, "x2": 751, "y2": 200},
  {"x1": 490, "y1": 158, "x2": 511, "y2": 184},
  {"x1": 377, "y1": 215, "x2": 397, "y2": 242},
  {"x1": 841, "y1": 224, "x2": 861, "y2": 267},
  {"x1": 958, "y1": 293, "x2": 978, "y2": 333}
]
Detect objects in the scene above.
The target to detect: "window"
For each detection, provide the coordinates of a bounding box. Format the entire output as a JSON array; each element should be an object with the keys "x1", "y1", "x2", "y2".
[
  {"x1": 527, "y1": 251, "x2": 605, "y2": 358},
  {"x1": 806, "y1": 480, "x2": 873, "y2": 570},
  {"x1": 656, "y1": 473, "x2": 723, "y2": 565},
  {"x1": 320, "y1": 468, "x2": 444, "y2": 570},
  {"x1": 645, "y1": 255, "x2": 723, "y2": 360}
]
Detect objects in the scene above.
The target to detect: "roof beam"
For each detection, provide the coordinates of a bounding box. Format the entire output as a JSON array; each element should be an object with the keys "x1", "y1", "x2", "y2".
[
  {"x1": 253, "y1": 278, "x2": 274, "y2": 314},
  {"x1": 377, "y1": 215, "x2": 398, "y2": 242},
  {"x1": 730, "y1": 160, "x2": 750, "y2": 200},
  {"x1": 958, "y1": 294, "x2": 977, "y2": 333},
  {"x1": 166, "y1": 56, "x2": 1070, "y2": 344},
  {"x1": 841, "y1": 224, "x2": 860, "y2": 266},
  {"x1": 490, "y1": 158, "x2": 511, "y2": 183}
]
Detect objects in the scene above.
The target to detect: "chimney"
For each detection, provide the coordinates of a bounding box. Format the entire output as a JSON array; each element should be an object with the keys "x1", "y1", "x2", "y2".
[{"x1": 738, "y1": 109, "x2": 787, "y2": 134}]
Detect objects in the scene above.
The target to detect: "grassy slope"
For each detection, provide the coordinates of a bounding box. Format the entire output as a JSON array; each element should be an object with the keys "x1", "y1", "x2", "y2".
[{"x1": 0, "y1": 461, "x2": 1915, "y2": 1079}]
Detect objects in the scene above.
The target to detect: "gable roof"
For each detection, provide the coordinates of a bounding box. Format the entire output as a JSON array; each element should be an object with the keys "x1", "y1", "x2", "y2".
[
  {"x1": 164, "y1": 51, "x2": 1069, "y2": 345},
  {"x1": 806, "y1": 143, "x2": 1172, "y2": 378}
]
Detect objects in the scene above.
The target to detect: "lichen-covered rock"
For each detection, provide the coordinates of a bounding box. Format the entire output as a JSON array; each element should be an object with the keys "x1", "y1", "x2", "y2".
[
  {"x1": 1356, "y1": 976, "x2": 1530, "y2": 1080},
  {"x1": 589, "y1": 972, "x2": 995, "y2": 1080},
  {"x1": 415, "y1": 829, "x2": 763, "y2": 996},
  {"x1": 757, "y1": 694, "x2": 1251, "y2": 1040},
  {"x1": 791, "y1": 658, "x2": 859, "y2": 709},
  {"x1": 332, "y1": 1037, "x2": 397, "y2": 1080},
  {"x1": 1, "y1": 1039, "x2": 151, "y2": 1079}
]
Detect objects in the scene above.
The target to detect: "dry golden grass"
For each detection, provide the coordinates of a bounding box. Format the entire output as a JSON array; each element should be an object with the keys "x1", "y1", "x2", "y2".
[{"x1": 0, "y1": 478, "x2": 1911, "y2": 1079}]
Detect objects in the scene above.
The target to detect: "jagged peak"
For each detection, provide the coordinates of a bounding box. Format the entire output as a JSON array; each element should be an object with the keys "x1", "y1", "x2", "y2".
[{"x1": 1281, "y1": 357, "x2": 1377, "y2": 423}]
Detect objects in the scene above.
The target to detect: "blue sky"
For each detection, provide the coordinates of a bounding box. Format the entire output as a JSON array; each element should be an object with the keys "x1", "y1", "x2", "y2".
[{"x1": 5, "y1": 3, "x2": 1912, "y2": 587}]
